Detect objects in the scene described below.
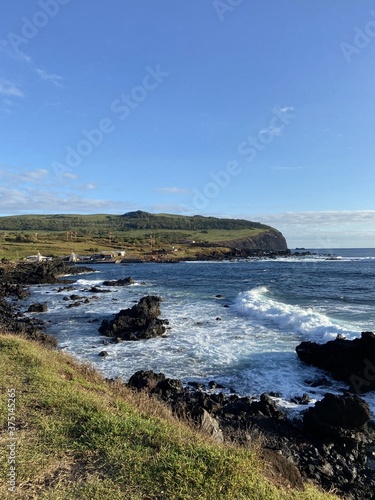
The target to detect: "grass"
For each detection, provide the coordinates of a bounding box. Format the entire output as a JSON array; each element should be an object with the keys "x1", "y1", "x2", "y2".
[
  {"x1": 0, "y1": 212, "x2": 275, "y2": 261},
  {"x1": 0, "y1": 228, "x2": 266, "y2": 261},
  {"x1": 0, "y1": 334, "x2": 338, "y2": 500}
]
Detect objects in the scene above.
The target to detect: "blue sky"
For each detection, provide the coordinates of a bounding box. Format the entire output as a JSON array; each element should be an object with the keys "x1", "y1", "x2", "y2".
[{"x1": 1, "y1": 0, "x2": 375, "y2": 248}]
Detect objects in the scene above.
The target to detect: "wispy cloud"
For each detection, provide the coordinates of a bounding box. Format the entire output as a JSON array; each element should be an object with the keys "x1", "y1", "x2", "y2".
[
  {"x1": 323, "y1": 128, "x2": 343, "y2": 138},
  {"x1": 0, "y1": 78, "x2": 24, "y2": 98},
  {"x1": 3, "y1": 98, "x2": 18, "y2": 107},
  {"x1": 0, "y1": 186, "x2": 129, "y2": 214},
  {"x1": 0, "y1": 165, "x2": 127, "y2": 214},
  {"x1": 35, "y1": 68, "x2": 64, "y2": 88},
  {"x1": 156, "y1": 187, "x2": 190, "y2": 194},
  {"x1": 271, "y1": 166, "x2": 304, "y2": 171},
  {"x1": 0, "y1": 45, "x2": 64, "y2": 88},
  {"x1": 149, "y1": 203, "x2": 192, "y2": 214},
  {"x1": 0, "y1": 168, "x2": 49, "y2": 185},
  {"x1": 73, "y1": 183, "x2": 96, "y2": 191},
  {"x1": 62, "y1": 172, "x2": 78, "y2": 180},
  {"x1": 260, "y1": 127, "x2": 283, "y2": 137},
  {"x1": 240, "y1": 210, "x2": 375, "y2": 248},
  {"x1": 253, "y1": 210, "x2": 375, "y2": 227},
  {"x1": 21, "y1": 169, "x2": 49, "y2": 181},
  {"x1": 279, "y1": 106, "x2": 294, "y2": 114}
]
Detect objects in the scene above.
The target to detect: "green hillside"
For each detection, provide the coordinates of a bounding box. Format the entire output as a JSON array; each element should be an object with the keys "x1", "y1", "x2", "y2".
[
  {"x1": 0, "y1": 212, "x2": 288, "y2": 261},
  {"x1": 0, "y1": 211, "x2": 270, "y2": 232}
]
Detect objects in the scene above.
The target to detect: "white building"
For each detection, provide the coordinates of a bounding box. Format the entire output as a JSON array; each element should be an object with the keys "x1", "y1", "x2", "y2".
[{"x1": 26, "y1": 251, "x2": 49, "y2": 263}]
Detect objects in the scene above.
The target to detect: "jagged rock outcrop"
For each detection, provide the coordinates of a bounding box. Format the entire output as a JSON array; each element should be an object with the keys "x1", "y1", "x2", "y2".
[
  {"x1": 296, "y1": 332, "x2": 375, "y2": 393},
  {"x1": 0, "y1": 261, "x2": 92, "y2": 285},
  {"x1": 98, "y1": 296, "x2": 168, "y2": 341}
]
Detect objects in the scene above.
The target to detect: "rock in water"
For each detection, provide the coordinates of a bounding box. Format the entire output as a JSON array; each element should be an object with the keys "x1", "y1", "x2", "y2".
[
  {"x1": 27, "y1": 303, "x2": 48, "y2": 313},
  {"x1": 102, "y1": 277, "x2": 135, "y2": 286},
  {"x1": 296, "y1": 331, "x2": 375, "y2": 393},
  {"x1": 98, "y1": 295, "x2": 168, "y2": 340}
]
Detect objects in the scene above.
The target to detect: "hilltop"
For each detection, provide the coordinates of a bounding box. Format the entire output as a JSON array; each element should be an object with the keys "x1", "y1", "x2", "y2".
[{"x1": 0, "y1": 212, "x2": 288, "y2": 261}]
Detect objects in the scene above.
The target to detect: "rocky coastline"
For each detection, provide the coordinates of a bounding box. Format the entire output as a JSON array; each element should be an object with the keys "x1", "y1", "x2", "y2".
[
  {"x1": 1, "y1": 261, "x2": 375, "y2": 498},
  {"x1": 124, "y1": 370, "x2": 375, "y2": 498},
  {"x1": 0, "y1": 260, "x2": 92, "y2": 347}
]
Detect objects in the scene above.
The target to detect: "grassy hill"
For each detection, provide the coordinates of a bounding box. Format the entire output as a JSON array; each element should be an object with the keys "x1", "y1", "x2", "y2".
[
  {"x1": 0, "y1": 334, "x2": 336, "y2": 499},
  {"x1": 0, "y1": 212, "x2": 288, "y2": 261}
]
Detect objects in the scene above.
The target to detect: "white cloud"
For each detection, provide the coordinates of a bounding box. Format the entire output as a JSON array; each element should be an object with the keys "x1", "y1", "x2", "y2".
[
  {"x1": 0, "y1": 186, "x2": 28, "y2": 208},
  {"x1": 0, "y1": 186, "x2": 128, "y2": 214},
  {"x1": 21, "y1": 169, "x2": 49, "y2": 181},
  {"x1": 241, "y1": 210, "x2": 375, "y2": 248},
  {"x1": 62, "y1": 172, "x2": 78, "y2": 180},
  {"x1": 73, "y1": 183, "x2": 96, "y2": 191},
  {"x1": 255, "y1": 210, "x2": 375, "y2": 227},
  {"x1": 0, "y1": 168, "x2": 49, "y2": 185},
  {"x1": 0, "y1": 79, "x2": 24, "y2": 98},
  {"x1": 279, "y1": 106, "x2": 295, "y2": 114}
]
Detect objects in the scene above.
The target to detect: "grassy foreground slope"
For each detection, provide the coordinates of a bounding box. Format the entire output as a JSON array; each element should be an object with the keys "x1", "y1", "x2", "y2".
[{"x1": 0, "y1": 335, "x2": 336, "y2": 500}]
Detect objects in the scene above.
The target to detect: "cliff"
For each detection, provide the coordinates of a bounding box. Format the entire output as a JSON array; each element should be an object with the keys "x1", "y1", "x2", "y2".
[{"x1": 218, "y1": 228, "x2": 289, "y2": 253}]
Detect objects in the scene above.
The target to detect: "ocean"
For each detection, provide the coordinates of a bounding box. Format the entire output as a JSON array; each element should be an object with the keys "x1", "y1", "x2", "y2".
[{"x1": 26, "y1": 248, "x2": 375, "y2": 417}]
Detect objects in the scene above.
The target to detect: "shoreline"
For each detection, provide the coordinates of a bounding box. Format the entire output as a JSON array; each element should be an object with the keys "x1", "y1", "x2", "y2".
[{"x1": 1, "y1": 261, "x2": 375, "y2": 498}]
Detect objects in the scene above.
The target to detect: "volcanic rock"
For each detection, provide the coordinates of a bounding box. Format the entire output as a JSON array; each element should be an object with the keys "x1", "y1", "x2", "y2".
[
  {"x1": 303, "y1": 393, "x2": 371, "y2": 438},
  {"x1": 27, "y1": 303, "x2": 48, "y2": 313},
  {"x1": 128, "y1": 370, "x2": 166, "y2": 391},
  {"x1": 102, "y1": 277, "x2": 135, "y2": 286},
  {"x1": 296, "y1": 332, "x2": 375, "y2": 393},
  {"x1": 98, "y1": 296, "x2": 168, "y2": 341}
]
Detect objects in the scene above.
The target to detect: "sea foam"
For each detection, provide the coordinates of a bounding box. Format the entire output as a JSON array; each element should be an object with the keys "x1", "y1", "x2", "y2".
[{"x1": 234, "y1": 286, "x2": 358, "y2": 341}]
